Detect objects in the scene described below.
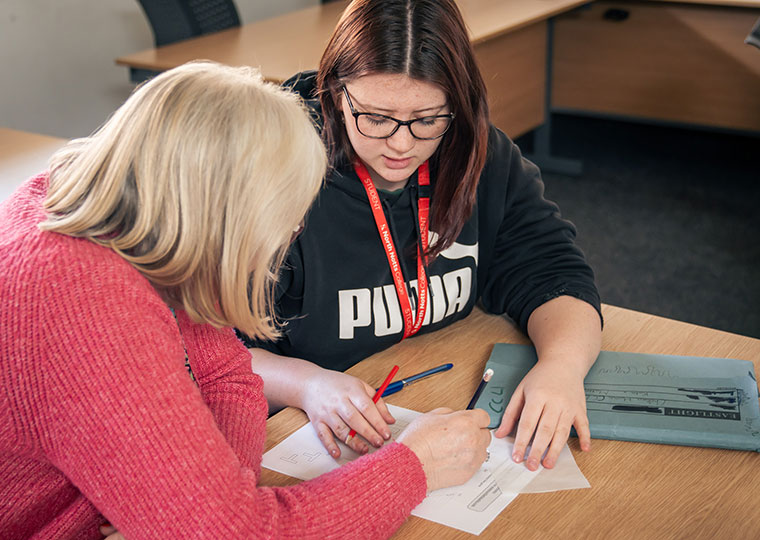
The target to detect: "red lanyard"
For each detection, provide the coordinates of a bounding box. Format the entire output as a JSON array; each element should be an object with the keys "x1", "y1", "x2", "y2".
[{"x1": 353, "y1": 159, "x2": 430, "y2": 339}]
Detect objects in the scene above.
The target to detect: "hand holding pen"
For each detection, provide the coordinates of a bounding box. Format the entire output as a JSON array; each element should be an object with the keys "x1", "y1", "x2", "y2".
[
  {"x1": 466, "y1": 368, "x2": 494, "y2": 410},
  {"x1": 298, "y1": 368, "x2": 397, "y2": 458},
  {"x1": 345, "y1": 365, "x2": 399, "y2": 445},
  {"x1": 343, "y1": 363, "x2": 454, "y2": 447},
  {"x1": 305, "y1": 362, "x2": 465, "y2": 457}
]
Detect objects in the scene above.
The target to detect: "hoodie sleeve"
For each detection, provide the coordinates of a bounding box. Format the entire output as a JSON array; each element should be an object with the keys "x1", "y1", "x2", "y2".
[{"x1": 476, "y1": 126, "x2": 602, "y2": 332}]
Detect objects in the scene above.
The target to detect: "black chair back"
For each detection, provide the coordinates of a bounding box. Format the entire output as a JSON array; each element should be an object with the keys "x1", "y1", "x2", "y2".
[
  {"x1": 746, "y1": 17, "x2": 760, "y2": 50},
  {"x1": 136, "y1": 0, "x2": 240, "y2": 47}
]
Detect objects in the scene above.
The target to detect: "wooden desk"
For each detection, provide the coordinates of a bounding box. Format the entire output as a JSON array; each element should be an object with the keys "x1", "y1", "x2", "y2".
[
  {"x1": 553, "y1": 0, "x2": 760, "y2": 132},
  {"x1": 117, "y1": 0, "x2": 760, "y2": 135},
  {"x1": 115, "y1": 0, "x2": 589, "y2": 139},
  {"x1": 0, "y1": 128, "x2": 67, "y2": 202},
  {"x1": 261, "y1": 305, "x2": 760, "y2": 539}
]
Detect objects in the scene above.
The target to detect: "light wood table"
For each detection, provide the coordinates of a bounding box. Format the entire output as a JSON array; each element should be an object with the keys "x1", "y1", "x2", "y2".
[
  {"x1": 0, "y1": 128, "x2": 67, "y2": 202},
  {"x1": 552, "y1": 0, "x2": 760, "y2": 133},
  {"x1": 261, "y1": 305, "x2": 760, "y2": 539},
  {"x1": 115, "y1": 0, "x2": 589, "y2": 139}
]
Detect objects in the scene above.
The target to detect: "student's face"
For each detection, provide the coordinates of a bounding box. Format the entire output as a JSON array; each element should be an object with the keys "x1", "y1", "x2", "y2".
[{"x1": 339, "y1": 73, "x2": 449, "y2": 190}]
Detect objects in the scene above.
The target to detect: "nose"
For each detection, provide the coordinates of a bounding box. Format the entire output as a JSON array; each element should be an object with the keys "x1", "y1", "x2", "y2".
[{"x1": 385, "y1": 124, "x2": 415, "y2": 154}]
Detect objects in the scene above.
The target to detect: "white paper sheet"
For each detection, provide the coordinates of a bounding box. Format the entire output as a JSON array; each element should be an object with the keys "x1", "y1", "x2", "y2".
[{"x1": 262, "y1": 405, "x2": 589, "y2": 535}]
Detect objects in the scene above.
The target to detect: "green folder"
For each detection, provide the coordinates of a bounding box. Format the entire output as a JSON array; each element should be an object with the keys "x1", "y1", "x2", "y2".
[{"x1": 474, "y1": 344, "x2": 760, "y2": 452}]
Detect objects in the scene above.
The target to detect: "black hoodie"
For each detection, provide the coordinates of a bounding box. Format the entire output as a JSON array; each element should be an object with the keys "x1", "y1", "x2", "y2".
[{"x1": 239, "y1": 71, "x2": 601, "y2": 371}]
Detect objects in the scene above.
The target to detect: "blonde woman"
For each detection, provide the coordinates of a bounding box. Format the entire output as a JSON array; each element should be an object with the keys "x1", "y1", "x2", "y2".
[{"x1": 0, "y1": 61, "x2": 490, "y2": 539}]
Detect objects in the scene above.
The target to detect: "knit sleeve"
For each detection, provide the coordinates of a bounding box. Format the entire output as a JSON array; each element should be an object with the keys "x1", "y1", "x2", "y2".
[
  {"x1": 174, "y1": 310, "x2": 268, "y2": 472},
  {"x1": 477, "y1": 126, "x2": 603, "y2": 331},
  {"x1": 23, "y1": 238, "x2": 426, "y2": 539}
]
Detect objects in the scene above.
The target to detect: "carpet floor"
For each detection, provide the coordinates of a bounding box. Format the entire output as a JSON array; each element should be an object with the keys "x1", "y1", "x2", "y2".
[{"x1": 517, "y1": 114, "x2": 760, "y2": 339}]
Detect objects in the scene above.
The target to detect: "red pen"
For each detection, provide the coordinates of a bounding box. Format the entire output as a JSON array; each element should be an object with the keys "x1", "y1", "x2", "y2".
[{"x1": 345, "y1": 364, "x2": 399, "y2": 445}]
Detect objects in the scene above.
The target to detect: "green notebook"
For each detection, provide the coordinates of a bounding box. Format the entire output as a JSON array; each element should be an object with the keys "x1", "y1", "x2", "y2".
[{"x1": 474, "y1": 344, "x2": 760, "y2": 452}]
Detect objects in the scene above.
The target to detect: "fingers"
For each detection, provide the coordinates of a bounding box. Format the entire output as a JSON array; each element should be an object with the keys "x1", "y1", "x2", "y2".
[
  {"x1": 512, "y1": 405, "x2": 557, "y2": 471},
  {"x1": 527, "y1": 410, "x2": 563, "y2": 469},
  {"x1": 99, "y1": 524, "x2": 126, "y2": 540},
  {"x1": 355, "y1": 383, "x2": 393, "y2": 440},
  {"x1": 342, "y1": 407, "x2": 386, "y2": 448},
  {"x1": 510, "y1": 395, "x2": 542, "y2": 466},
  {"x1": 575, "y1": 413, "x2": 592, "y2": 452},
  {"x1": 314, "y1": 420, "x2": 342, "y2": 458},
  {"x1": 320, "y1": 382, "x2": 392, "y2": 450},
  {"x1": 314, "y1": 418, "x2": 370, "y2": 457},
  {"x1": 466, "y1": 407, "x2": 492, "y2": 428},
  {"x1": 373, "y1": 395, "x2": 397, "y2": 425},
  {"x1": 541, "y1": 419, "x2": 570, "y2": 469},
  {"x1": 513, "y1": 409, "x2": 590, "y2": 470},
  {"x1": 499, "y1": 364, "x2": 593, "y2": 470},
  {"x1": 342, "y1": 395, "x2": 391, "y2": 448}
]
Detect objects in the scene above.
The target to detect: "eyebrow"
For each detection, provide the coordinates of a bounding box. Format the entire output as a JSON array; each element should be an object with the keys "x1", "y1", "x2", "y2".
[{"x1": 350, "y1": 91, "x2": 448, "y2": 115}]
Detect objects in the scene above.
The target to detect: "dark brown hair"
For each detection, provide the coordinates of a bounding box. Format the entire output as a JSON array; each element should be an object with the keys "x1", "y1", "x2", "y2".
[{"x1": 317, "y1": 0, "x2": 489, "y2": 258}]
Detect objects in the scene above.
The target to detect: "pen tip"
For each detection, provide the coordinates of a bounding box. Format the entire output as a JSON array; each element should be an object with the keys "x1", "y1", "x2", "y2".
[{"x1": 483, "y1": 368, "x2": 494, "y2": 382}]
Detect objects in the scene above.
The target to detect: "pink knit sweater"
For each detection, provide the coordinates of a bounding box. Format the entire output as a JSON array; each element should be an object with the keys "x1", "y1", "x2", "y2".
[{"x1": 0, "y1": 174, "x2": 427, "y2": 539}]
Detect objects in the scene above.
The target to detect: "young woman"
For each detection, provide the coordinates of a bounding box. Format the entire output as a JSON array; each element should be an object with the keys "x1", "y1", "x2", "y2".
[
  {"x1": 240, "y1": 0, "x2": 603, "y2": 472},
  {"x1": 0, "y1": 61, "x2": 491, "y2": 540}
]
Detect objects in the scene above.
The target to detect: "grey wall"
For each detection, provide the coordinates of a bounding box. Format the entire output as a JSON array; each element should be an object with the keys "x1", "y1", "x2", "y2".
[{"x1": 0, "y1": 0, "x2": 317, "y2": 139}]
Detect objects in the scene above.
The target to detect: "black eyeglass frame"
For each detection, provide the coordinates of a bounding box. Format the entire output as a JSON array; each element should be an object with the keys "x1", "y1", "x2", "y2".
[{"x1": 341, "y1": 86, "x2": 455, "y2": 140}]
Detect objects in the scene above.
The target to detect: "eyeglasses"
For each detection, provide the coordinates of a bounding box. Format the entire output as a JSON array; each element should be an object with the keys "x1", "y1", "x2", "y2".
[{"x1": 342, "y1": 86, "x2": 455, "y2": 140}]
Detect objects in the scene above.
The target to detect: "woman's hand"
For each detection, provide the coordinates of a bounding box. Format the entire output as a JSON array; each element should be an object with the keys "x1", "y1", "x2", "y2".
[
  {"x1": 300, "y1": 368, "x2": 396, "y2": 458},
  {"x1": 493, "y1": 360, "x2": 591, "y2": 470},
  {"x1": 495, "y1": 295, "x2": 601, "y2": 471},
  {"x1": 99, "y1": 523, "x2": 125, "y2": 539},
  {"x1": 249, "y1": 348, "x2": 395, "y2": 457},
  {"x1": 397, "y1": 408, "x2": 491, "y2": 492}
]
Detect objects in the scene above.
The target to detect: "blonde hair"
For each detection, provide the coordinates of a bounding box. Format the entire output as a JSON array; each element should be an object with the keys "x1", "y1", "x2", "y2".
[{"x1": 40, "y1": 61, "x2": 326, "y2": 340}]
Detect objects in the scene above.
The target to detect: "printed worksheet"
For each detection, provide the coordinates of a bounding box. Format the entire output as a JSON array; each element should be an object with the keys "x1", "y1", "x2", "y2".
[{"x1": 262, "y1": 405, "x2": 589, "y2": 535}]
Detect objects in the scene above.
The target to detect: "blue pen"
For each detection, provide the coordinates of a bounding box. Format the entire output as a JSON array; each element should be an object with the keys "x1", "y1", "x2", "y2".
[{"x1": 379, "y1": 363, "x2": 454, "y2": 397}]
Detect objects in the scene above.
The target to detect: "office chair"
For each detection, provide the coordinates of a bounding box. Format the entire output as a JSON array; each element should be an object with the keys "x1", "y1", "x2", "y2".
[
  {"x1": 746, "y1": 17, "x2": 760, "y2": 50},
  {"x1": 130, "y1": 0, "x2": 241, "y2": 82}
]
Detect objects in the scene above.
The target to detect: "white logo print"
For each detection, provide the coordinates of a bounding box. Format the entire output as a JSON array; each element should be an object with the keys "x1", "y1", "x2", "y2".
[
  {"x1": 337, "y1": 233, "x2": 479, "y2": 339},
  {"x1": 430, "y1": 231, "x2": 479, "y2": 265}
]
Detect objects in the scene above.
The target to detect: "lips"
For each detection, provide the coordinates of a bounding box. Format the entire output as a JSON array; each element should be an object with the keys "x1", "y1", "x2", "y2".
[{"x1": 383, "y1": 156, "x2": 413, "y2": 169}]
